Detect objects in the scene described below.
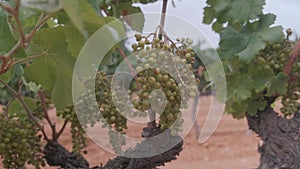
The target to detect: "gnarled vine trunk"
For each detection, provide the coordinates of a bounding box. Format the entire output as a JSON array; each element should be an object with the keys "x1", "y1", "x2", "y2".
[
  {"x1": 246, "y1": 107, "x2": 300, "y2": 169},
  {"x1": 44, "y1": 126, "x2": 183, "y2": 169}
]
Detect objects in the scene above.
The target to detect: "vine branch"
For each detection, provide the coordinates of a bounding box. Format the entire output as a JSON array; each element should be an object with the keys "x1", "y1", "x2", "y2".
[
  {"x1": 13, "y1": 0, "x2": 27, "y2": 48},
  {"x1": 55, "y1": 119, "x2": 68, "y2": 140},
  {"x1": 284, "y1": 38, "x2": 300, "y2": 75},
  {"x1": 0, "y1": 2, "x2": 13, "y2": 14},
  {"x1": 26, "y1": 13, "x2": 54, "y2": 41},
  {"x1": 13, "y1": 52, "x2": 48, "y2": 65},
  {"x1": 38, "y1": 91, "x2": 58, "y2": 141},
  {"x1": 158, "y1": 0, "x2": 168, "y2": 40},
  {"x1": 117, "y1": 47, "x2": 141, "y2": 89}
]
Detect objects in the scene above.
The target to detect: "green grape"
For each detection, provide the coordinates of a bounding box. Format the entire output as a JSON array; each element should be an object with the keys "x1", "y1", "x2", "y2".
[
  {"x1": 0, "y1": 109, "x2": 45, "y2": 169},
  {"x1": 253, "y1": 40, "x2": 300, "y2": 116},
  {"x1": 129, "y1": 34, "x2": 199, "y2": 136},
  {"x1": 57, "y1": 104, "x2": 86, "y2": 153}
]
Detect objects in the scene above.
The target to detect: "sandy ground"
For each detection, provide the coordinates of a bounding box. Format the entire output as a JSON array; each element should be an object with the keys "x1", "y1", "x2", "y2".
[{"x1": 1, "y1": 96, "x2": 261, "y2": 169}]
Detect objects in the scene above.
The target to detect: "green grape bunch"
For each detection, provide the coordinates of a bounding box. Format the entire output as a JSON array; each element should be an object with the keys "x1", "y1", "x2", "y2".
[
  {"x1": 111, "y1": 33, "x2": 200, "y2": 137},
  {"x1": 0, "y1": 111, "x2": 45, "y2": 169},
  {"x1": 63, "y1": 33, "x2": 201, "y2": 155},
  {"x1": 254, "y1": 39, "x2": 300, "y2": 116}
]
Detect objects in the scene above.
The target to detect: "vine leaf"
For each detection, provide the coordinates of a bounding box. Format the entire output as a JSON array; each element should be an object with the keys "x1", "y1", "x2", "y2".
[
  {"x1": 63, "y1": 26, "x2": 86, "y2": 58},
  {"x1": 0, "y1": 9, "x2": 25, "y2": 58},
  {"x1": 62, "y1": 0, "x2": 92, "y2": 38},
  {"x1": 267, "y1": 72, "x2": 288, "y2": 96},
  {"x1": 226, "y1": 74, "x2": 253, "y2": 101},
  {"x1": 219, "y1": 14, "x2": 284, "y2": 63},
  {"x1": 87, "y1": 0, "x2": 102, "y2": 13},
  {"x1": 8, "y1": 97, "x2": 37, "y2": 115},
  {"x1": 64, "y1": 16, "x2": 123, "y2": 59},
  {"x1": 249, "y1": 65, "x2": 274, "y2": 92},
  {"x1": 116, "y1": 1, "x2": 144, "y2": 32},
  {"x1": 246, "y1": 99, "x2": 267, "y2": 116},
  {"x1": 24, "y1": 27, "x2": 75, "y2": 110},
  {"x1": 203, "y1": 0, "x2": 265, "y2": 25},
  {"x1": 226, "y1": 99, "x2": 247, "y2": 119},
  {"x1": 0, "y1": 9, "x2": 16, "y2": 54},
  {"x1": 20, "y1": 0, "x2": 62, "y2": 12}
]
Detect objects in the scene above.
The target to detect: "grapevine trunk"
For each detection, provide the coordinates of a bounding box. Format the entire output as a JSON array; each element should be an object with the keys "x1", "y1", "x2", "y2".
[{"x1": 246, "y1": 107, "x2": 300, "y2": 169}]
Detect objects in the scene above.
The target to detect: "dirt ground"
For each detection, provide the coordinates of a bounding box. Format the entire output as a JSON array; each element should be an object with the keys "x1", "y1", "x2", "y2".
[{"x1": 1, "y1": 96, "x2": 261, "y2": 169}]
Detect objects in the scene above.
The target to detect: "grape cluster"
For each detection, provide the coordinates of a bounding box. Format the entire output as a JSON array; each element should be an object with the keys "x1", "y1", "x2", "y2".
[
  {"x1": 57, "y1": 104, "x2": 86, "y2": 153},
  {"x1": 255, "y1": 40, "x2": 300, "y2": 116},
  {"x1": 281, "y1": 60, "x2": 300, "y2": 116},
  {"x1": 95, "y1": 72, "x2": 127, "y2": 133},
  {"x1": 255, "y1": 41, "x2": 293, "y2": 73},
  {"x1": 131, "y1": 34, "x2": 199, "y2": 135},
  {"x1": 0, "y1": 110, "x2": 45, "y2": 169},
  {"x1": 58, "y1": 71, "x2": 128, "y2": 154}
]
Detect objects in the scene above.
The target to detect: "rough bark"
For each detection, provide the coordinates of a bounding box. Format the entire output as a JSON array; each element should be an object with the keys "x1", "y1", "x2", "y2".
[
  {"x1": 246, "y1": 107, "x2": 300, "y2": 169},
  {"x1": 43, "y1": 141, "x2": 89, "y2": 169},
  {"x1": 44, "y1": 126, "x2": 183, "y2": 169}
]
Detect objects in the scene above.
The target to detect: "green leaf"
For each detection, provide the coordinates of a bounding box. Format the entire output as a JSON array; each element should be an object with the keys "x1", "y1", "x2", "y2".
[
  {"x1": 0, "y1": 9, "x2": 17, "y2": 54},
  {"x1": 62, "y1": 2, "x2": 117, "y2": 57},
  {"x1": 23, "y1": 79, "x2": 41, "y2": 94},
  {"x1": 204, "y1": 0, "x2": 265, "y2": 25},
  {"x1": 0, "y1": 9, "x2": 27, "y2": 58},
  {"x1": 226, "y1": 99, "x2": 247, "y2": 119},
  {"x1": 105, "y1": 0, "x2": 112, "y2": 4},
  {"x1": 116, "y1": 1, "x2": 144, "y2": 32},
  {"x1": 63, "y1": 26, "x2": 85, "y2": 57},
  {"x1": 226, "y1": 0, "x2": 265, "y2": 23},
  {"x1": 24, "y1": 54, "x2": 57, "y2": 90},
  {"x1": 8, "y1": 97, "x2": 37, "y2": 114},
  {"x1": 0, "y1": 69, "x2": 14, "y2": 84},
  {"x1": 20, "y1": 0, "x2": 62, "y2": 12},
  {"x1": 203, "y1": 6, "x2": 215, "y2": 24},
  {"x1": 267, "y1": 72, "x2": 288, "y2": 96},
  {"x1": 212, "y1": 21, "x2": 223, "y2": 33},
  {"x1": 87, "y1": 0, "x2": 102, "y2": 13},
  {"x1": 226, "y1": 74, "x2": 253, "y2": 101},
  {"x1": 247, "y1": 99, "x2": 267, "y2": 116},
  {"x1": 219, "y1": 14, "x2": 284, "y2": 63},
  {"x1": 24, "y1": 27, "x2": 75, "y2": 110},
  {"x1": 235, "y1": 85, "x2": 252, "y2": 100},
  {"x1": 13, "y1": 64, "x2": 24, "y2": 79},
  {"x1": 63, "y1": 0, "x2": 111, "y2": 36},
  {"x1": 249, "y1": 65, "x2": 274, "y2": 92},
  {"x1": 61, "y1": 0, "x2": 89, "y2": 38}
]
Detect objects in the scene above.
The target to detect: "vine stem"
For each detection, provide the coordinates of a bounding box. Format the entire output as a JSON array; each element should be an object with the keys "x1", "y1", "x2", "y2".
[
  {"x1": 26, "y1": 13, "x2": 54, "y2": 41},
  {"x1": 13, "y1": 52, "x2": 48, "y2": 65},
  {"x1": 38, "y1": 91, "x2": 57, "y2": 140},
  {"x1": 148, "y1": 0, "x2": 169, "y2": 128},
  {"x1": 284, "y1": 38, "x2": 300, "y2": 75},
  {"x1": 0, "y1": 2, "x2": 54, "y2": 59},
  {"x1": 38, "y1": 91, "x2": 67, "y2": 141},
  {"x1": 0, "y1": 1, "x2": 13, "y2": 14},
  {"x1": 117, "y1": 47, "x2": 142, "y2": 90},
  {"x1": 0, "y1": 78, "x2": 49, "y2": 140},
  {"x1": 158, "y1": 0, "x2": 168, "y2": 40},
  {"x1": 55, "y1": 119, "x2": 68, "y2": 140},
  {"x1": 13, "y1": 0, "x2": 27, "y2": 48}
]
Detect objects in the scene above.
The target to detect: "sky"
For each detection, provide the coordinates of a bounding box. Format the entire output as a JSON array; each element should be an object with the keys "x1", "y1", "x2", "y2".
[{"x1": 137, "y1": 0, "x2": 300, "y2": 48}]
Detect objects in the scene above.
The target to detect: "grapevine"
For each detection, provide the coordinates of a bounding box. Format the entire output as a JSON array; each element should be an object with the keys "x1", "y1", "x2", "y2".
[{"x1": 0, "y1": 0, "x2": 299, "y2": 168}]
